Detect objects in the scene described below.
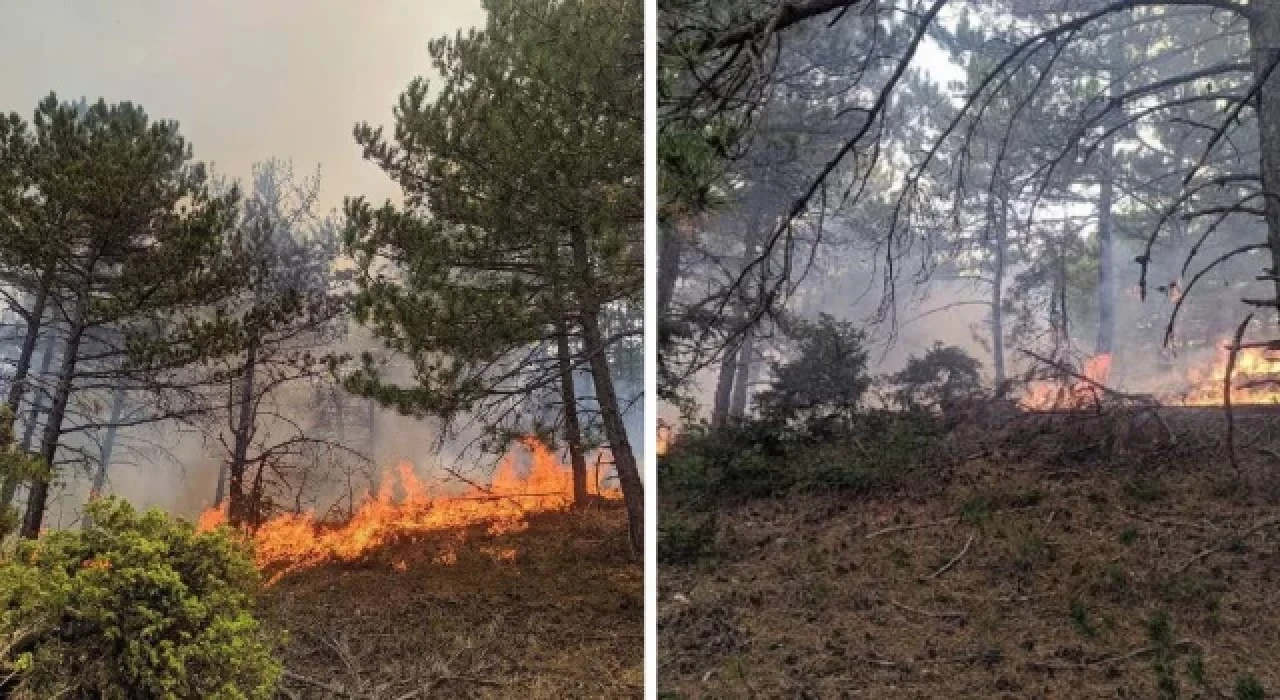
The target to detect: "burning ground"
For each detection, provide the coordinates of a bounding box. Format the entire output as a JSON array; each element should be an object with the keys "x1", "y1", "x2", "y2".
[
  {"x1": 209, "y1": 442, "x2": 642, "y2": 699},
  {"x1": 659, "y1": 408, "x2": 1280, "y2": 699}
]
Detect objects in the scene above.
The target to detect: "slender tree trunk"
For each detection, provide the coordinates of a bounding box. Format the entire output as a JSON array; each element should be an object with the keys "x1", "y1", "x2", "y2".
[
  {"x1": 0, "y1": 336, "x2": 55, "y2": 533},
  {"x1": 6, "y1": 268, "x2": 52, "y2": 413},
  {"x1": 657, "y1": 221, "x2": 682, "y2": 321},
  {"x1": 1095, "y1": 36, "x2": 1124, "y2": 363},
  {"x1": 1251, "y1": 8, "x2": 1280, "y2": 316},
  {"x1": 991, "y1": 195, "x2": 1008, "y2": 386},
  {"x1": 580, "y1": 309, "x2": 643, "y2": 553},
  {"x1": 710, "y1": 342, "x2": 739, "y2": 428},
  {"x1": 214, "y1": 463, "x2": 228, "y2": 507},
  {"x1": 227, "y1": 333, "x2": 259, "y2": 527},
  {"x1": 1095, "y1": 154, "x2": 1117, "y2": 357},
  {"x1": 570, "y1": 226, "x2": 642, "y2": 554},
  {"x1": 556, "y1": 322, "x2": 590, "y2": 506},
  {"x1": 728, "y1": 328, "x2": 755, "y2": 419},
  {"x1": 19, "y1": 339, "x2": 55, "y2": 454},
  {"x1": 366, "y1": 398, "x2": 377, "y2": 457},
  {"x1": 21, "y1": 301, "x2": 89, "y2": 539},
  {"x1": 89, "y1": 386, "x2": 127, "y2": 497}
]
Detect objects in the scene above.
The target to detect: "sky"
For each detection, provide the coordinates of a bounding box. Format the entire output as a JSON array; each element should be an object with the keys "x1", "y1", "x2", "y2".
[
  {"x1": 0, "y1": 0, "x2": 488, "y2": 212},
  {"x1": 0, "y1": 1, "x2": 492, "y2": 519}
]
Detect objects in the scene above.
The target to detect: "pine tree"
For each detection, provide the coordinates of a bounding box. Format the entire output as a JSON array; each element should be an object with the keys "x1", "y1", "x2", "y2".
[{"x1": 343, "y1": 0, "x2": 644, "y2": 551}]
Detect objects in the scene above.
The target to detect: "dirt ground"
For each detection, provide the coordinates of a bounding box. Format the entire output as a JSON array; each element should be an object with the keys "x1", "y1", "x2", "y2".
[
  {"x1": 266, "y1": 506, "x2": 642, "y2": 699},
  {"x1": 660, "y1": 450, "x2": 1280, "y2": 699}
]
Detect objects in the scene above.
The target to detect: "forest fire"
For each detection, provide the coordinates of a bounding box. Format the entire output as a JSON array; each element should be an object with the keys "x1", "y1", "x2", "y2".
[
  {"x1": 1020, "y1": 340, "x2": 1280, "y2": 411},
  {"x1": 1180, "y1": 342, "x2": 1280, "y2": 406},
  {"x1": 1021, "y1": 353, "x2": 1113, "y2": 411},
  {"x1": 198, "y1": 437, "x2": 620, "y2": 581}
]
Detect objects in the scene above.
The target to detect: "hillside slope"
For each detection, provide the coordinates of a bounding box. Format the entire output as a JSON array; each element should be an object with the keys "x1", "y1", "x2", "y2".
[
  {"x1": 267, "y1": 507, "x2": 642, "y2": 699},
  {"x1": 660, "y1": 452, "x2": 1280, "y2": 699}
]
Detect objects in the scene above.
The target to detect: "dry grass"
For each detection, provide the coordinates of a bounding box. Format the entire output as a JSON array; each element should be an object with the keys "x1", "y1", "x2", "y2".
[
  {"x1": 660, "y1": 452, "x2": 1280, "y2": 698},
  {"x1": 265, "y1": 505, "x2": 642, "y2": 699}
]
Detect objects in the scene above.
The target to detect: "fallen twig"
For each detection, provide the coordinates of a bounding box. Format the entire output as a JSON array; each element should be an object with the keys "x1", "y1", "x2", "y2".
[
  {"x1": 1019, "y1": 349, "x2": 1155, "y2": 404},
  {"x1": 1175, "y1": 516, "x2": 1280, "y2": 574},
  {"x1": 865, "y1": 517, "x2": 958, "y2": 539},
  {"x1": 890, "y1": 599, "x2": 966, "y2": 619},
  {"x1": 865, "y1": 506, "x2": 1039, "y2": 539},
  {"x1": 1119, "y1": 508, "x2": 1215, "y2": 532},
  {"x1": 1026, "y1": 639, "x2": 1199, "y2": 671},
  {"x1": 281, "y1": 669, "x2": 352, "y2": 696},
  {"x1": 928, "y1": 534, "x2": 975, "y2": 580}
]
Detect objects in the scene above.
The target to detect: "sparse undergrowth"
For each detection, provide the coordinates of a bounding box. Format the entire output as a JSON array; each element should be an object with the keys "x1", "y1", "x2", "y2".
[{"x1": 660, "y1": 443, "x2": 1280, "y2": 698}]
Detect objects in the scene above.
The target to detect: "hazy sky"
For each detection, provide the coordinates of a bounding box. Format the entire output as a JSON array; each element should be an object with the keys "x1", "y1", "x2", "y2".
[{"x1": 0, "y1": 0, "x2": 488, "y2": 211}]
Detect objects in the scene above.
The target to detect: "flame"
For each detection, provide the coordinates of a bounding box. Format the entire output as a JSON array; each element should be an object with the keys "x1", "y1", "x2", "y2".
[
  {"x1": 1181, "y1": 341, "x2": 1280, "y2": 406},
  {"x1": 1018, "y1": 339, "x2": 1280, "y2": 411},
  {"x1": 656, "y1": 422, "x2": 672, "y2": 456},
  {"x1": 1021, "y1": 353, "x2": 1113, "y2": 411},
  {"x1": 197, "y1": 437, "x2": 619, "y2": 582}
]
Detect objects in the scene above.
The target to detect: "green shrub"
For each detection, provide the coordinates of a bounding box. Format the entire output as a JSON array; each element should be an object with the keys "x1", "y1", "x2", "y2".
[
  {"x1": 659, "y1": 514, "x2": 717, "y2": 565},
  {"x1": 888, "y1": 343, "x2": 985, "y2": 413},
  {"x1": 1237, "y1": 675, "x2": 1265, "y2": 700},
  {"x1": 659, "y1": 412, "x2": 940, "y2": 505},
  {"x1": 0, "y1": 497, "x2": 281, "y2": 699},
  {"x1": 1068, "y1": 597, "x2": 1096, "y2": 637},
  {"x1": 755, "y1": 314, "x2": 871, "y2": 424}
]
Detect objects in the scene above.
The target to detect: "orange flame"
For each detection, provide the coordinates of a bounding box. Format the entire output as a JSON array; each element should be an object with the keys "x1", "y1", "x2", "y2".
[
  {"x1": 1021, "y1": 353, "x2": 1113, "y2": 411},
  {"x1": 1181, "y1": 341, "x2": 1280, "y2": 406},
  {"x1": 656, "y1": 422, "x2": 672, "y2": 456},
  {"x1": 197, "y1": 437, "x2": 619, "y2": 582}
]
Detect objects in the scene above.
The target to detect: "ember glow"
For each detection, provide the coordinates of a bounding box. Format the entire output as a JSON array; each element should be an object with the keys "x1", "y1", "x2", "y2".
[
  {"x1": 656, "y1": 422, "x2": 672, "y2": 456},
  {"x1": 1021, "y1": 353, "x2": 1113, "y2": 411},
  {"x1": 198, "y1": 437, "x2": 619, "y2": 581},
  {"x1": 1181, "y1": 342, "x2": 1280, "y2": 406},
  {"x1": 1019, "y1": 339, "x2": 1280, "y2": 411}
]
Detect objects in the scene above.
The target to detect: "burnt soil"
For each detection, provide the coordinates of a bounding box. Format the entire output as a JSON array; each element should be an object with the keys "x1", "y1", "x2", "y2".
[
  {"x1": 265, "y1": 505, "x2": 642, "y2": 699},
  {"x1": 660, "y1": 440, "x2": 1280, "y2": 698}
]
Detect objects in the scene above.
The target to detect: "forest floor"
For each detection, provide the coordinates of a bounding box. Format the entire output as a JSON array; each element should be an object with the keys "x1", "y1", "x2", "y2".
[
  {"x1": 265, "y1": 505, "x2": 643, "y2": 699},
  {"x1": 660, "y1": 434, "x2": 1280, "y2": 699}
]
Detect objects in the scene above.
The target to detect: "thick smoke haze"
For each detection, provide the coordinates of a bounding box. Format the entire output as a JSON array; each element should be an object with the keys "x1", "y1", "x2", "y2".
[{"x1": 0, "y1": 1, "x2": 487, "y2": 212}]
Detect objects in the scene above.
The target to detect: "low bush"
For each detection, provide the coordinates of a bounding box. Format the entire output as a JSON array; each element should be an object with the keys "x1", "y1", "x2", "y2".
[
  {"x1": 659, "y1": 411, "x2": 942, "y2": 506},
  {"x1": 658, "y1": 513, "x2": 718, "y2": 565},
  {"x1": 0, "y1": 497, "x2": 281, "y2": 699}
]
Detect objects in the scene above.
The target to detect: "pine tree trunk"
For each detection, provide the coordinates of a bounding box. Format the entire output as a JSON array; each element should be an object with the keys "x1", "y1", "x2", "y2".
[
  {"x1": 710, "y1": 341, "x2": 739, "y2": 428},
  {"x1": 366, "y1": 399, "x2": 377, "y2": 457},
  {"x1": 214, "y1": 463, "x2": 228, "y2": 507},
  {"x1": 228, "y1": 333, "x2": 260, "y2": 527},
  {"x1": 0, "y1": 336, "x2": 54, "y2": 532},
  {"x1": 1251, "y1": 7, "x2": 1280, "y2": 316},
  {"x1": 1095, "y1": 35, "x2": 1124, "y2": 363},
  {"x1": 556, "y1": 322, "x2": 590, "y2": 507},
  {"x1": 6, "y1": 267, "x2": 52, "y2": 413},
  {"x1": 90, "y1": 387, "x2": 127, "y2": 497},
  {"x1": 21, "y1": 300, "x2": 89, "y2": 539},
  {"x1": 657, "y1": 221, "x2": 682, "y2": 320},
  {"x1": 728, "y1": 328, "x2": 755, "y2": 419},
  {"x1": 580, "y1": 308, "x2": 643, "y2": 553},
  {"x1": 991, "y1": 195, "x2": 1008, "y2": 386},
  {"x1": 19, "y1": 339, "x2": 55, "y2": 453},
  {"x1": 570, "y1": 226, "x2": 642, "y2": 554},
  {"x1": 1095, "y1": 151, "x2": 1117, "y2": 358}
]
